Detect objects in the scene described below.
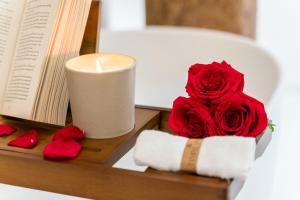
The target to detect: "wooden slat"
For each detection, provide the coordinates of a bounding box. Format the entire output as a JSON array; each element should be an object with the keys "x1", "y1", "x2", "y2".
[{"x1": 0, "y1": 154, "x2": 230, "y2": 200}]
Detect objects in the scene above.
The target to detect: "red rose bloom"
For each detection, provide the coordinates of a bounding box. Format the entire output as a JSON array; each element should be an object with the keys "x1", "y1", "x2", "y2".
[
  {"x1": 211, "y1": 92, "x2": 268, "y2": 137},
  {"x1": 168, "y1": 97, "x2": 216, "y2": 138},
  {"x1": 186, "y1": 61, "x2": 244, "y2": 104}
]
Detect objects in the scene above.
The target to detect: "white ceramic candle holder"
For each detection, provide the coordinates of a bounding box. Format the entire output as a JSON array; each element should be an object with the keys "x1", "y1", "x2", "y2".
[{"x1": 65, "y1": 53, "x2": 135, "y2": 139}]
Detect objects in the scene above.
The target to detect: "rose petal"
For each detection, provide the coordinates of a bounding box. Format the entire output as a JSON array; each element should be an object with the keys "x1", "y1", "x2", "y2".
[
  {"x1": 8, "y1": 130, "x2": 38, "y2": 149},
  {"x1": 53, "y1": 125, "x2": 85, "y2": 141},
  {"x1": 0, "y1": 124, "x2": 16, "y2": 136},
  {"x1": 43, "y1": 139, "x2": 81, "y2": 159}
]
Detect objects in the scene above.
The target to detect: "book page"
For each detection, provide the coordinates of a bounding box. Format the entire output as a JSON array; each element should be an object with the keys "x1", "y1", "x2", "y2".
[
  {"x1": 0, "y1": 0, "x2": 25, "y2": 107},
  {"x1": 1, "y1": 0, "x2": 59, "y2": 119},
  {"x1": 32, "y1": 0, "x2": 92, "y2": 125}
]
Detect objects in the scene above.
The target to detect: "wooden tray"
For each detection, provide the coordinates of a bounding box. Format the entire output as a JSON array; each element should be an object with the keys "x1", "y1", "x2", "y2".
[
  {"x1": 0, "y1": 1, "x2": 270, "y2": 200},
  {"x1": 0, "y1": 106, "x2": 271, "y2": 200}
]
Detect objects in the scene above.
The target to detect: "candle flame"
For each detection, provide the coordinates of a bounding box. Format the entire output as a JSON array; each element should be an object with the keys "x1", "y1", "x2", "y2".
[{"x1": 96, "y1": 58, "x2": 103, "y2": 72}]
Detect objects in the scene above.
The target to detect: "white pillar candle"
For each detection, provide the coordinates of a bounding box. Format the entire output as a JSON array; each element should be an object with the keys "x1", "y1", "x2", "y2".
[{"x1": 65, "y1": 53, "x2": 135, "y2": 139}]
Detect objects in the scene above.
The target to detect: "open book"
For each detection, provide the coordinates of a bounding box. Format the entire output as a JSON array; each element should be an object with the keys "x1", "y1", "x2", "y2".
[{"x1": 0, "y1": 0, "x2": 92, "y2": 125}]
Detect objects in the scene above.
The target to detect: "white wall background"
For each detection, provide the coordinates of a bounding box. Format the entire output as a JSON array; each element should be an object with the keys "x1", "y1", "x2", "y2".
[{"x1": 257, "y1": 1, "x2": 300, "y2": 200}]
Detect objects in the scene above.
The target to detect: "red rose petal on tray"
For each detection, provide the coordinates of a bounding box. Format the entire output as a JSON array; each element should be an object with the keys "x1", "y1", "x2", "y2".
[
  {"x1": 8, "y1": 130, "x2": 38, "y2": 148},
  {"x1": 53, "y1": 125, "x2": 85, "y2": 141},
  {"x1": 0, "y1": 124, "x2": 16, "y2": 136},
  {"x1": 43, "y1": 139, "x2": 81, "y2": 159}
]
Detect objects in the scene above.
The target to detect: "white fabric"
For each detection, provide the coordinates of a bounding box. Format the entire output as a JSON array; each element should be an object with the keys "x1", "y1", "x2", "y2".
[
  {"x1": 197, "y1": 136, "x2": 256, "y2": 179},
  {"x1": 134, "y1": 130, "x2": 256, "y2": 179},
  {"x1": 134, "y1": 130, "x2": 188, "y2": 172}
]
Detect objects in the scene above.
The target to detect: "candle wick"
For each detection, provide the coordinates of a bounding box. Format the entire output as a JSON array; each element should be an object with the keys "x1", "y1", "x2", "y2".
[{"x1": 96, "y1": 58, "x2": 103, "y2": 72}]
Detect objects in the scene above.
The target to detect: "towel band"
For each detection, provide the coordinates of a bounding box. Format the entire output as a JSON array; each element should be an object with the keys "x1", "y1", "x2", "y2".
[{"x1": 180, "y1": 139, "x2": 203, "y2": 173}]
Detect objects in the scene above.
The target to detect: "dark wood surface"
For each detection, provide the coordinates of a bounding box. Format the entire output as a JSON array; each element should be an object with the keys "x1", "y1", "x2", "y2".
[{"x1": 146, "y1": 0, "x2": 257, "y2": 38}]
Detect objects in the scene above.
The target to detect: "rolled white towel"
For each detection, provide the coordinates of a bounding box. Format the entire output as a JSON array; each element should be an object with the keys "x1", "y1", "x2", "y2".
[{"x1": 134, "y1": 130, "x2": 256, "y2": 179}]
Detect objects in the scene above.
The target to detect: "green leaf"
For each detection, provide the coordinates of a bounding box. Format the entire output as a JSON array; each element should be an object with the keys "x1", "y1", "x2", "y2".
[{"x1": 268, "y1": 122, "x2": 276, "y2": 132}]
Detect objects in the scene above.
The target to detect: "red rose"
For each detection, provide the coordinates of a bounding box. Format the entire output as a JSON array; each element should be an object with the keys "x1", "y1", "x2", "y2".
[
  {"x1": 168, "y1": 97, "x2": 216, "y2": 138},
  {"x1": 185, "y1": 61, "x2": 244, "y2": 104},
  {"x1": 211, "y1": 92, "x2": 268, "y2": 137}
]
